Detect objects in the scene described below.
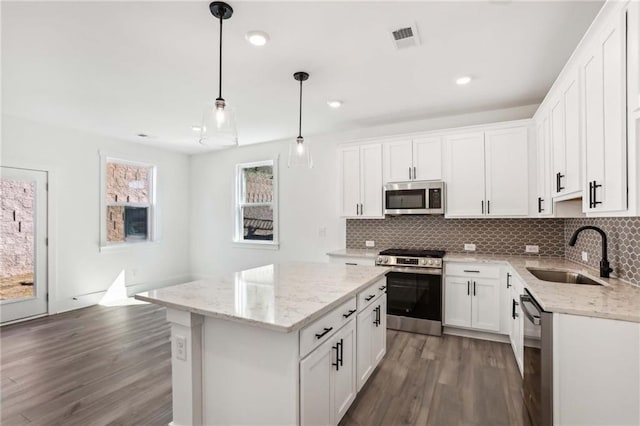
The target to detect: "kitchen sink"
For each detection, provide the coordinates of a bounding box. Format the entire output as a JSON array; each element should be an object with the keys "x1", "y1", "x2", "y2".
[{"x1": 526, "y1": 268, "x2": 603, "y2": 286}]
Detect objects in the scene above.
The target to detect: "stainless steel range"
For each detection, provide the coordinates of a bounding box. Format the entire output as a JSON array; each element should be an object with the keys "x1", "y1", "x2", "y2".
[{"x1": 376, "y1": 249, "x2": 444, "y2": 336}]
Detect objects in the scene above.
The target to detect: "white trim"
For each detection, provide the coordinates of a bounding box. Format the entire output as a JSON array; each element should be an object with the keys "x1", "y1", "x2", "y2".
[{"x1": 233, "y1": 157, "x2": 279, "y2": 248}]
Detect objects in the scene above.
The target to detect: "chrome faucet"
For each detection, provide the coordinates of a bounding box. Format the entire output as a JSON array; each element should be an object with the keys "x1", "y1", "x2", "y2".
[{"x1": 568, "y1": 226, "x2": 613, "y2": 278}]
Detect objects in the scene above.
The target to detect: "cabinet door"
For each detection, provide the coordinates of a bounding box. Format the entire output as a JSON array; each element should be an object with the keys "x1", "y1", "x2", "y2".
[
  {"x1": 470, "y1": 278, "x2": 501, "y2": 332},
  {"x1": 444, "y1": 276, "x2": 472, "y2": 328},
  {"x1": 300, "y1": 339, "x2": 332, "y2": 426},
  {"x1": 412, "y1": 137, "x2": 442, "y2": 181},
  {"x1": 339, "y1": 146, "x2": 361, "y2": 218},
  {"x1": 360, "y1": 144, "x2": 383, "y2": 218},
  {"x1": 563, "y1": 76, "x2": 581, "y2": 194},
  {"x1": 583, "y1": 16, "x2": 627, "y2": 213},
  {"x1": 485, "y1": 127, "x2": 529, "y2": 216},
  {"x1": 332, "y1": 320, "x2": 357, "y2": 425},
  {"x1": 550, "y1": 97, "x2": 567, "y2": 196},
  {"x1": 536, "y1": 115, "x2": 554, "y2": 216},
  {"x1": 356, "y1": 307, "x2": 374, "y2": 391},
  {"x1": 383, "y1": 139, "x2": 413, "y2": 183},
  {"x1": 444, "y1": 132, "x2": 486, "y2": 217},
  {"x1": 372, "y1": 295, "x2": 387, "y2": 366}
]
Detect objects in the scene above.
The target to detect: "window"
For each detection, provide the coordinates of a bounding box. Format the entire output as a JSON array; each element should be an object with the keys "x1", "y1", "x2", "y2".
[
  {"x1": 101, "y1": 156, "x2": 156, "y2": 247},
  {"x1": 235, "y1": 160, "x2": 278, "y2": 246}
]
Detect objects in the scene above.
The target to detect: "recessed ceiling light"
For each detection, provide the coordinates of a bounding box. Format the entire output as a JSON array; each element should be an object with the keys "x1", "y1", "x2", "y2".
[
  {"x1": 191, "y1": 125, "x2": 202, "y2": 132},
  {"x1": 456, "y1": 76, "x2": 472, "y2": 86},
  {"x1": 245, "y1": 31, "x2": 270, "y2": 47},
  {"x1": 327, "y1": 100, "x2": 343, "y2": 108}
]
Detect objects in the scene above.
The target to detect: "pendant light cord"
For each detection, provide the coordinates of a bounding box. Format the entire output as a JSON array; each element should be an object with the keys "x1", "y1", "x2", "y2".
[
  {"x1": 298, "y1": 79, "x2": 303, "y2": 138},
  {"x1": 218, "y1": 13, "x2": 223, "y2": 100}
]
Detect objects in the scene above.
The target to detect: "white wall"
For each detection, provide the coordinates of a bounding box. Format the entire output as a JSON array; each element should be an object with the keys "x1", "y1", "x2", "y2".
[
  {"x1": 1, "y1": 115, "x2": 192, "y2": 313},
  {"x1": 189, "y1": 104, "x2": 538, "y2": 278}
]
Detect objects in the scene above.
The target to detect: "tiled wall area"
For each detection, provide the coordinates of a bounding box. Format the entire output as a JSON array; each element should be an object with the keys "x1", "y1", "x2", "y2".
[
  {"x1": 565, "y1": 217, "x2": 640, "y2": 285},
  {"x1": 346, "y1": 216, "x2": 566, "y2": 256}
]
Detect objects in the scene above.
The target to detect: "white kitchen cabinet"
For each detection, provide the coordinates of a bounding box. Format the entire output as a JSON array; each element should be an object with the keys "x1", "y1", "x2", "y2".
[
  {"x1": 470, "y1": 278, "x2": 501, "y2": 332},
  {"x1": 443, "y1": 276, "x2": 472, "y2": 328},
  {"x1": 582, "y1": 12, "x2": 628, "y2": 214},
  {"x1": 338, "y1": 143, "x2": 383, "y2": 218},
  {"x1": 383, "y1": 137, "x2": 442, "y2": 183},
  {"x1": 506, "y1": 270, "x2": 524, "y2": 376},
  {"x1": 300, "y1": 319, "x2": 357, "y2": 426},
  {"x1": 445, "y1": 128, "x2": 529, "y2": 218},
  {"x1": 535, "y1": 114, "x2": 554, "y2": 216},
  {"x1": 444, "y1": 132, "x2": 486, "y2": 217},
  {"x1": 444, "y1": 263, "x2": 501, "y2": 332},
  {"x1": 485, "y1": 127, "x2": 529, "y2": 216},
  {"x1": 550, "y1": 74, "x2": 582, "y2": 199},
  {"x1": 356, "y1": 294, "x2": 386, "y2": 391}
]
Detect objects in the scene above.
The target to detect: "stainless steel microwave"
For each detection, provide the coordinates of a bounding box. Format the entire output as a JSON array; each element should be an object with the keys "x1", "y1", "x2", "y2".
[{"x1": 383, "y1": 181, "x2": 445, "y2": 215}]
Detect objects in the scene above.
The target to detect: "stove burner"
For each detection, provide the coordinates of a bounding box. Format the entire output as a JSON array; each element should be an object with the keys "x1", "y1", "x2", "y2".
[{"x1": 378, "y1": 249, "x2": 446, "y2": 258}]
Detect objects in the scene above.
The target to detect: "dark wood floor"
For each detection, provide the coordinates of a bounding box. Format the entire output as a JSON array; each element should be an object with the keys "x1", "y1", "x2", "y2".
[{"x1": 1, "y1": 303, "x2": 529, "y2": 426}]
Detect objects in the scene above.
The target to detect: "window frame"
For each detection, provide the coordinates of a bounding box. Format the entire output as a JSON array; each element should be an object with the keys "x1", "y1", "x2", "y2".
[
  {"x1": 99, "y1": 153, "x2": 157, "y2": 249},
  {"x1": 234, "y1": 158, "x2": 279, "y2": 249}
]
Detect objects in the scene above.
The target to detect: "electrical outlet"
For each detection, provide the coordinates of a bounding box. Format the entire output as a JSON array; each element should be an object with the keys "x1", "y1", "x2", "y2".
[
  {"x1": 365, "y1": 240, "x2": 375, "y2": 248},
  {"x1": 525, "y1": 245, "x2": 539, "y2": 254},
  {"x1": 582, "y1": 251, "x2": 589, "y2": 262},
  {"x1": 175, "y1": 335, "x2": 187, "y2": 361},
  {"x1": 464, "y1": 243, "x2": 476, "y2": 252}
]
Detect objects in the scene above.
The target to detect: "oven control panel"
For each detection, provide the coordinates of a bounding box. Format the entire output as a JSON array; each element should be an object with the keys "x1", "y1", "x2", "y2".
[{"x1": 376, "y1": 256, "x2": 442, "y2": 268}]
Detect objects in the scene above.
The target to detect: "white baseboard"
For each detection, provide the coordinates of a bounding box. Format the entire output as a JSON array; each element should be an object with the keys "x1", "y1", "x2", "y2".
[{"x1": 443, "y1": 326, "x2": 510, "y2": 344}]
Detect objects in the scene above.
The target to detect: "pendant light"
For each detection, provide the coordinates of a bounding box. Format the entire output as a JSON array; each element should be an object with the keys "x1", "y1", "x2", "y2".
[
  {"x1": 288, "y1": 71, "x2": 312, "y2": 168},
  {"x1": 199, "y1": 2, "x2": 238, "y2": 148}
]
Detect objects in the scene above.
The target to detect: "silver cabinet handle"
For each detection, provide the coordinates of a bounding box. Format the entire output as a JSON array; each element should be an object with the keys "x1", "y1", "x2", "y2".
[
  {"x1": 413, "y1": 166, "x2": 416, "y2": 180},
  {"x1": 409, "y1": 167, "x2": 412, "y2": 180}
]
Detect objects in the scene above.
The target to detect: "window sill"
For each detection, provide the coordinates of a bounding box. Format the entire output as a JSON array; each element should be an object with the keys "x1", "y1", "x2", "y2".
[
  {"x1": 232, "y1": 240, "x2": 280, "y2": 250},
  {"x1": 100, "y1": 240, "x2": 158, "y2": 252}
]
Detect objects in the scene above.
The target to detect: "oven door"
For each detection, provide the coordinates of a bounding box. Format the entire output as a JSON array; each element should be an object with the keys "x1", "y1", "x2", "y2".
[{"x1": 386, "y1": 271, "x2": 441, "y2": 321}]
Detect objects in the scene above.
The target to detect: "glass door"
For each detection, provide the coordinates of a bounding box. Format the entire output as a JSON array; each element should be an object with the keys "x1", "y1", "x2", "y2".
[{"x1": 1, "y1": 166, "x2": 48, "y2": 323}]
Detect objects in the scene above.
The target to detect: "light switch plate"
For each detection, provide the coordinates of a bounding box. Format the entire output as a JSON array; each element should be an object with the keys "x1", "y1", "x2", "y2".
[
  {"x1": 464, "y1": 243, "x2": 476, "y2": 252},
  {"x1": 525, "y1": 245, "x2": 539, "y2": 254},
  {"x1": 175, "y1": 335, "x2": 187, "y2": 361},
  {"x1": 582, "y1": 251, "x2": 589, "y2": 262},
  {"x1": 365, "y1": 240, "x2": 375, "y2": 248}
]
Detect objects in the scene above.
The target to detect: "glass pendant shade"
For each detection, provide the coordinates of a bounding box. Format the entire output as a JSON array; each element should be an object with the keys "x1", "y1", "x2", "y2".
[
  {"x1": 288, "y1": 136, "x2": 313, "y2": 168},
  {"x1": 199, "y1": 99, "x2": 238, "y2": 147}
]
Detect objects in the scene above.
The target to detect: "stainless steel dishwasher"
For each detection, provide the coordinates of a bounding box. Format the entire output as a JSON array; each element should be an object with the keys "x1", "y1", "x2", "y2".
[{"x1": 520, "y1": 289, "x2": 553, "y2": 426}]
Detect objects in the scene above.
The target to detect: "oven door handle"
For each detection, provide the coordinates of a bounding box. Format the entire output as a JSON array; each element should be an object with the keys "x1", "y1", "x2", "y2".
[{"x1": 519, "y1": 294, "x2": 541, "y2": 326}]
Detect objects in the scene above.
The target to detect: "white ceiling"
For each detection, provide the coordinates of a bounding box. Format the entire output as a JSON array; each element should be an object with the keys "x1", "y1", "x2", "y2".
[{"x1": 2, "y1": 1, "x2": 603, "y2": 154}]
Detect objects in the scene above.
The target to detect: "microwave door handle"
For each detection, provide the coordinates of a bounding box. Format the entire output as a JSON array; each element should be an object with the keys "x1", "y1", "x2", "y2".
[{"x1": 519, "y1": 294, "x2": 541, "y2": 325}]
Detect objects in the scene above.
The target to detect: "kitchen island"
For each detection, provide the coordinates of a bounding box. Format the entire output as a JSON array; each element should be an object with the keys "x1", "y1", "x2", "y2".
[{"x1": 135, "y1": 262, "x2": 388, "y2": 426}]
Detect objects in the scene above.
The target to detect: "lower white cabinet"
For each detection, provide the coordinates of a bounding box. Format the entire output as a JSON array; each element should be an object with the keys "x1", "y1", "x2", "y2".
[
  {"x1": 506, "y1": 270, "x2": 524, "y2": 375},
  {"x1": 444, "y1": 264, "x2": 501, "y2": 332},
  {"x1": 301, "y1": 319, "x2": 356, "y2": 426},
  {"x1": 356, "y1": 294, "x2": 387, "y2": 390}
]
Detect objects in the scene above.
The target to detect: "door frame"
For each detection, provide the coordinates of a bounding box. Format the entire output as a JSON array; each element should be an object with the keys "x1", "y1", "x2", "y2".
[{"x1": 1, "y1": 162, "x2": 58, "y2": 321}]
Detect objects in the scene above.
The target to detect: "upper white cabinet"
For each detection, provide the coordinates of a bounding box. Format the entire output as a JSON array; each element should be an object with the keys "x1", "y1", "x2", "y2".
[
  {"x1": 444, "y1": 132, "x2": 486, "y2": 217},
  {"x1": 338, "y1": 144, "x2": 383, "y2": 219},
  {"x1": 535, "y1": 115, "x2": 554, "y2": 216},
  {"x1": 445, "y1": 127, "x2": 529, "y2": 218},
  {"x1": 485, "y1": 128, "x2": 529, "y2": 216},
  {"x1": 582, "y1": 11, "x2": 628, "y2": 214},
  {"x1": 550, "y1": 74, "x2": 582, "y2": 198},
  {"x1": 383, "y1": 137, "x2": 442, "y2": 183}
]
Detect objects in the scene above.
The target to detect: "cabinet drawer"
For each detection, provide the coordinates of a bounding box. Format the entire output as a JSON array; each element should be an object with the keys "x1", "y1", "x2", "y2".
[
  {"x1": 357, "y1": 278, "x2": 386, "y2": 311},
  {"x1": 328, "y1": 256, "x2": 376, "y2": 267},
  {"x1": 445, "y1": 262, "x2": 501, "y2": 279},
  {"x1": 300, "y1": 297, "x2": 357, "y2": 359}
]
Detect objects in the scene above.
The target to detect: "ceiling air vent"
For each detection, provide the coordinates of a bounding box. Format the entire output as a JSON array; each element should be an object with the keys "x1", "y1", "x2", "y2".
[{"x1": 390, "y1": 24, "x2": 420, "y2": 50}]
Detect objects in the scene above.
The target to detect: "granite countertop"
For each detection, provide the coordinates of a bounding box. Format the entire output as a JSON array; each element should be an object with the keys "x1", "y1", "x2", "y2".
[
  {"x1": 445, "y1": 253, "x2": 640, "y2": 323},
  {"x1": 326, "y1": 248, "x2": 380, "y2": 259},
  {"x1": 135, "y1": 262, "x2": 389, "y2": 333}
]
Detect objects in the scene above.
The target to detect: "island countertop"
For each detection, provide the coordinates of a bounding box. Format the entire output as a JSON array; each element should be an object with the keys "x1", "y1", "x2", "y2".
[{"x1": 135, "y1": 262, "x2": 389, "y2": 333}]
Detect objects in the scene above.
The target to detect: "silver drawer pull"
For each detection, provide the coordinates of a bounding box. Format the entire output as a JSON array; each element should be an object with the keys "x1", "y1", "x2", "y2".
[{"x1": 463, "y1": 270, "x2": 480, "y2": 273}]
